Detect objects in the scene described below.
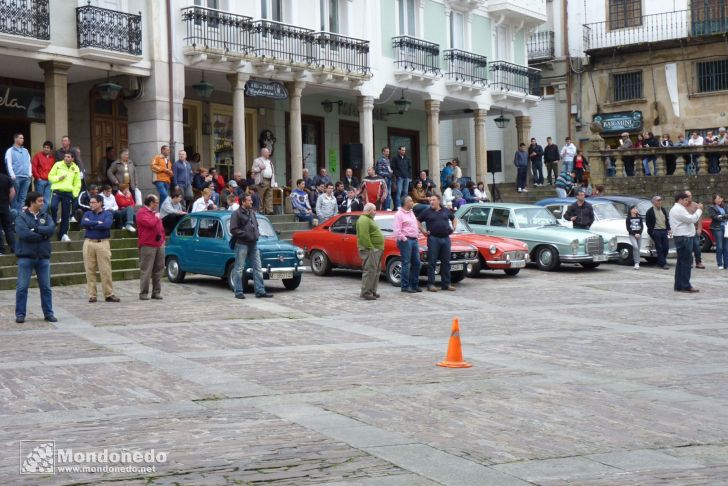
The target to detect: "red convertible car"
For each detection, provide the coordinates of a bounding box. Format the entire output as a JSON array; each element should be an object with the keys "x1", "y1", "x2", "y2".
[
  {"x1": 451, "y1": 221, "x2": 530, "y2": 276},
  {"x1": 292, "y1": 212, "x2": 479, "y2": 286}
]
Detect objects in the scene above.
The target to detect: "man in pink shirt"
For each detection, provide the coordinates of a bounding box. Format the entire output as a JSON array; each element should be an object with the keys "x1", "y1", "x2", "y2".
[{"x1": 393, "y1": 196, "x2": 422, "y2": 293}]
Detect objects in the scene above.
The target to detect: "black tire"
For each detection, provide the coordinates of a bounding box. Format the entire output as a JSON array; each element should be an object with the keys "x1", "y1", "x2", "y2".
[
  {"x1": 644, "y1": 256, "x2": 658, "y2": 264},
  {"x1": 535, "y1": 246, "x2": 560, "y2": 271},
  {"x1": 466, "y1": 256, "x2": 484, "y2": 277},
  {"x1": 700, "y1": 233, "x2": 712, "y2": 252},
  {"x1": 617, "y1": 244, "x2": 633, "y2": 266},
  {"x1": 225, "y1": 261, "x2": 237, "y2": 291},
  {"x1": 504, "y1": 268, "x2": 520, "y2": 276},
  {"x1": 166, "y1": 256, "x2": 186, "y2": 283},
  {"x1": 450, "y1": 270, "x2": 466, "y2": 283},
  {"x1": 580, "y1": 262, "x2": 601, "y2": 269},
  {"x1": 385, "y1": 257, "x2": 402, "y2": 286},
  {"x1": 310, "y1": 250, "x2": 332, "y2": 276},
  {"x1": 283, "y1": 274, "x2": 302, "y2": 290}
]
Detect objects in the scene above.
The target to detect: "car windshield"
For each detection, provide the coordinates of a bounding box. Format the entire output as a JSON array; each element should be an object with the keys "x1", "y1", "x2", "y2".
[
  {"x1": 375, "y1": 216, "x2": 395, "y2": 233},
  {"x1": 636, "y1": 200, "x2": 652, "y2": 216},
  {"x1": 454, "y1": 219, "x2": 472, "y2": 233},
  {"x1": 224, "y1": 216, "x2": 277, "y2": 239},
  {"x1": 592, "y1": 203, "x2": 623, "y2": 220},
  {"x1": 514, "y1": 208, "x2": 560, "y2": 228}
]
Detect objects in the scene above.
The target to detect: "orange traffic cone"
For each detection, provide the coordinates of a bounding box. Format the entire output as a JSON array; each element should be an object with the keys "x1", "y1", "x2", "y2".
[{"x1": 436, "y1": 318, "x2": 472, "y2": 368}]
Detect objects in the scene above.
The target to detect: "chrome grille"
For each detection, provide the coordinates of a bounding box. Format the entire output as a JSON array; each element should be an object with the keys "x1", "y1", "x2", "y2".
[
  {"x1": 504, "y1": 251, "x2": 527, "y2": 261},
  {"x1": 585, "y1": 236, "x2": 603, "y2": 256}
]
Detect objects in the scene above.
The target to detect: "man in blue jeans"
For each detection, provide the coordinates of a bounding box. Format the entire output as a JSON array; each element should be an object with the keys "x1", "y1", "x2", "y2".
[
  {"x1": 393, "y1": 196, "x2": 422, "y2": 293},
  {"x1": 417, "y1": 194, "x2": 457, "y2": 292},
  {"x1": 645, "y1": 195, "x2": 671, "y2": 270},
  {"x1": 15, "y1": 192, "x2": 57, "y2": 323},
  {"x1": 230, "y1": 194, "x2": 272, "y2": 299},
  {"x1": 4, "y1": 132, "x2": 32, "y2": 213},
  {"x1": 669, "y1": 191, "x2": 703, "y2": 292},
  {"x1": 391, "y1": 146, "x2": 412, "y2": 210}
]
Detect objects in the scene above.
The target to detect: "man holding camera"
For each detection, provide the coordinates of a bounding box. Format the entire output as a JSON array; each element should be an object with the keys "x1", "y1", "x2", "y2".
[{"x1": 136, "y1": 194, "x2": 166, "y2": 301}]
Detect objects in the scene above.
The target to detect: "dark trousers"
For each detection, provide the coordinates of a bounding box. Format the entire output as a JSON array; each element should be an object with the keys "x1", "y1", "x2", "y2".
[
  {"x1": 516, "y1": 166, "x2": 528, "y2": 190},
  {"x1": 624, "y1": 158, "x2": 635, "y2": 176},
  {"x1": 531, "y1": 160, "x2": 544, "y2": 185},
  {"x1": 574, "y1": 167, "x2": 585, "y2": 185},
  {"x1": 427, "y1": 235, "x2": 451, "y2": 289},
  {"x1": 674, "y1": 236, "x2": 694, "y2": 290},
  {"x1": 0, "y1": 204, "x2": 15, "y2": 253},
  {"x1": 666, "y1": 155, "x2": 677, "y2": 175},
  {"x1": 693, "y1": 233, "x2": 702, "y2": 263},
  {"x1": 545, "y1": 161, "x2": 558, "y2": 183},
  {"x1": 652, "y1": 229, "x2": 669, "y2": 267},
  {"x1": 51, "y1": 191, "x2": 73, "y2": 240},
  {"x1": 397, "y1": 238, "x2": 421, "y2": 290}
]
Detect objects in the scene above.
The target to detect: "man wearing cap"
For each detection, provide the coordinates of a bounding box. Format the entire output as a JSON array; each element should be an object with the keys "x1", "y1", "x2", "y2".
[
  {"x1": 669, "y1": 191, "x2": 703, "y2": 292},
  {"x1": 618, "y1": 132, "x2": 635, "y2": 176},
  {"x1": 646, "y1": 195, "x2": 671, "y2": 269}
]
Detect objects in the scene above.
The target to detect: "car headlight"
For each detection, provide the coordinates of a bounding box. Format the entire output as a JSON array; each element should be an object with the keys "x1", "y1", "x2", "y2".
[
  {"x1": 570, "y1": 239, "x2": 579, "y2": 253},
  {"x1": 505, "y1": 252, "x2": 511, "y2": 261},
  {"x1": 609, "y1": 237, "x2": 617, "y2": 250},
  {"x1": 296, "y1": 249, "x2": 305, "y2": 260},
  {"x1": 522, "y1": 243, "x2": 529, "y2": 250},
  {"x1": 489, "y1": 244, "x2": 497, "y2": 255}
]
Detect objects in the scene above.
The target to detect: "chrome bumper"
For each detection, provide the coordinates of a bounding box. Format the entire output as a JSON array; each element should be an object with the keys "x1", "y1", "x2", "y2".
[
  {"x1": 560, "y1": 253, "x2": 612, "y2": 263},
  {"x1": 488, "y1": 259, "x2": 528, "y2": 268},
  {"x1": 246, "y1": 265, "x2": 309, "y2": 274}
]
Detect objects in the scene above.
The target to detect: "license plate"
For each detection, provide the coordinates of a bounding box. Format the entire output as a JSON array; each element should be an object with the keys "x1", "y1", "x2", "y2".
[
  {"x1": 451, "y1": 264, "x2": 464, "y2": 271},
  {"x1": 269, "y1": 271, "x2": 293, "y2": 280},
  {"x1": 593, "y1": 254, "x2": 608, "y2": 262},
  {"x1": 511, "y1": 261, "x2": 526, "y2": 268}
]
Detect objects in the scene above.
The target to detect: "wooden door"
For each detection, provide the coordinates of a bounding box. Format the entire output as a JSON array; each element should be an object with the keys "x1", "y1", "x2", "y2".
[
  {"x1": 387, "y1": 127, "x2": 420, "y2": 176},
  {"x1": 339, "y1": 120, "x2": 360, "y2": 179},
  {"x1": 90, "y1": 93, "x2": 128, "y2": 181}
]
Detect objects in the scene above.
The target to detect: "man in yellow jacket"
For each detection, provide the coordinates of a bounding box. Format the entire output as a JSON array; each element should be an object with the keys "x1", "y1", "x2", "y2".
[
  {"x1": 151, "y1": 144, "x2": 173, "y2": 203},
  {"x1": 48, "y1": 152, "x2": 82, "y2": 242}
]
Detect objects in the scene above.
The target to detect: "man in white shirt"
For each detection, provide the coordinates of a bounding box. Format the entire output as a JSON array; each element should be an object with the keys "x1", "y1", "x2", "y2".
[
  {"x1": 560, "y1": 137, "x2": 577, "y2": 174},
  {"x1": 251, "y1": 147, "x2": 275, "y2": 215},
  {"x1": 315, "y1": 182, "x2": 338, "y2": 223},
  {"x1": 669, "y1": 191, "x2": 703, "y2": 292}
]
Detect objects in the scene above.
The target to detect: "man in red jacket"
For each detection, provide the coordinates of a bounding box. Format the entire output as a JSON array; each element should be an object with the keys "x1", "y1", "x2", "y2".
[
  {"x1": 136, "y1": 194, "x2": 165, "y2": 300},
  {"x1": 32, "y1": 141, "x2": 55, "y2": 210}
]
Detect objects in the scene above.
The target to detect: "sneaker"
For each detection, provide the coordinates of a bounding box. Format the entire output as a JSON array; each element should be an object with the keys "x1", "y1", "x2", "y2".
[
  {"x1": 70, "y1": 216, "x2": 77, "y2": 223},
  {"x1": 61, "y1": 234, "x2": 71, "y2": 242},
  {"x1": 517, "y1": 188, "x2": 523, "y2": 193},
  {"x1": 125, "y1": 224, "x2": 137, "y2": 233},
  {"x1": 634, "y1": 264, "x2": 640, "y2": 270},
  {"x1": 522, "y1": 188, "x2": 529, "y2": 193},
  {"x1": 719, "y1": 266, "x2": 724, "y2": 270}
]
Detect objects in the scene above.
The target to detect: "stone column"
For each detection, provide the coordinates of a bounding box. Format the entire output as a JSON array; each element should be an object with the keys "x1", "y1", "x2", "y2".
[
  {"x1": 39, "y1": 61, "x2": 72, "y2": 146},
  {"x1": 515, "y1": 115, "x2": 532, "y2": 184},
  {"x1": 425, "y1": 99, "x2": 441, "y2": 175},
  {"x1": 289, "y1": 80, "x2": 305, "y2": 185},
  {"x1": 358, "y1": 95, "x2": 374, "y2": 173},
  {"x1": 474, "y1": 108, "x2": 488, "y2": 184},
  {"x1": 227, "y1": 72, "x2": 249, "y2": 175}
]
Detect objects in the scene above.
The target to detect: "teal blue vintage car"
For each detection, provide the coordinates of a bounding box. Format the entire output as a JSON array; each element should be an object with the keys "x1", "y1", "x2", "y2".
[
  {"x1": 165, "y1": 211, "x2": 307, "y2": 290},
  {"x1": 454, "y1": 203, "x2": 619, "y2": 271}
]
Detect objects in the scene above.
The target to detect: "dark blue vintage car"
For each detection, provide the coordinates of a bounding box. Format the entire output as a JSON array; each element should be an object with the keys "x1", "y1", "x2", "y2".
[{"x1": 165, "y1": 211, "x2": 307, "y2": 291}]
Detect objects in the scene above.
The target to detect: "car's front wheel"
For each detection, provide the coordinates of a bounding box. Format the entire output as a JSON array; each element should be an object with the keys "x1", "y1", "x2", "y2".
[
  {"x1": 283, "y1": 274, "x2": 302, "y2": 290},
  {"x1": 450, "y1": 270, "x2": 466, "y2": 283},
  {"x1": 535, "y1": 246, "x2": 560, "y2": 271},
  {"x1": 166, "y1": 256, "x2": 185, "y2": 283},
  {"x1": 617, "y1": 244, "x2": 633, "y2": 265},
  {"x1": 580, "y1": 262, "x2": 601, "y2": 269},
  {"x1": 386, "y1": 258, "x2": 402, "y2": 286},
  {"x1": 700, "y1": 233, "x2": 713, "y2": 252},
  {"x1": 504, "y1": 268, "x2": 520, "y2": 276},
  {"x1": 310, "y1": 250, "x2": 332, "y2": 276},
  {"x1": 466, "y1": 256, "x2": 484, "y2": 277},
  {"x1": 225, "y1": 261, "x2": 237, "y2": 291}
]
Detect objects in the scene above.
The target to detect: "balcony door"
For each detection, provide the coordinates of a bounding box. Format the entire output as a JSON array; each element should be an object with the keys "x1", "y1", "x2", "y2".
[
  {"x1": 494, "y1": 25, "x2": 510, "y2": 62},
  {"x1": 388, "y1": 127, "x2": 420, "y2": 176},
  {"x1": 450, "y1": 11, "x2": 464, "y2": 49},
  {"x1": 81, "y1": 0, "x2": 126, "y2": 9},
  {"x1": 397, "y1": 0, "x2": 417, "y2": 36},
  {"x1": 320, "y1": 0, "x2": 340, "y2": 33},
  {"x1": 692, "y1": 0, "x2": 728, "y2": 36}
]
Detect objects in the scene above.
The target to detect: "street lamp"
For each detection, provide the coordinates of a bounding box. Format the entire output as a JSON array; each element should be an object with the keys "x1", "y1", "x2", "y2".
[
  {"x1": 494, "y1": 110, "x2": 509, "y2": 129},
  {"x1": 192, "y1": 71, "x2": 214, "y2": 99},
  {"x1": 95, "y1": 71, "x2": 122, "y2": 101},
  {"x1": 386, "y1": 89, "x2": 412, "y2": 116}
]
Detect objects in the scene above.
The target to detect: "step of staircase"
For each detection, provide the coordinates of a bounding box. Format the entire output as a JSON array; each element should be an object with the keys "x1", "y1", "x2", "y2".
[
  {"x1": 495, "y1": 184, "x2": 558, "y2": 204},
  {"x1": 0, "y1": 257, "x2": 138, "y2": 279},
  {"x1": 0, "y1": 268, "x2": 140, "y2": 290}
]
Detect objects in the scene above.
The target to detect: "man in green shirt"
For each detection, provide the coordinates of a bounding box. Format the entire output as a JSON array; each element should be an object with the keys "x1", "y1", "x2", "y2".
[{"x1": 356, "y1": 203, "x2": 384, "y2": 300}]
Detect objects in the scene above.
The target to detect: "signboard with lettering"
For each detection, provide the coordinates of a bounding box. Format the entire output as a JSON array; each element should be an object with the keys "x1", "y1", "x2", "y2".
[
  {"x1": 593, "y1": 111, "x2": 642, "y2": 134},
  {"x1": 0, "y1": 85, "x2": 44, "y2": 120},
  {"x1": 244, "y1": 80, "x2": 288, "y2": 100}
]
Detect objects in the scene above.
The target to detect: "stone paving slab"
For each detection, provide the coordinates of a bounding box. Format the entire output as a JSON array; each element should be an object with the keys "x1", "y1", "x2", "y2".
[{"x1": 0, "y1": 331, "x2": 118, "y2": 363}]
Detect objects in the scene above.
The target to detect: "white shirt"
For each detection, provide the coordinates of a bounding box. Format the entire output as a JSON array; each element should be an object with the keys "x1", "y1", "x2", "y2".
[
  {"x1": 102, "y1": 193, "x2": 118, "y2": 211},
  {"x1": 443, "y1": 187, "x2": 455, "y2": 208},
  {"x1": 688, "y1": 136, "x2": 703, "y2": 146},
  {"x1": 256, "y1": 157, "x2": 273, "y2": 179},
  {"x1": 227, "y1": 202, "x2": 240, "y2": 211},
  {"x1": 560, "y1": 143, "x2": 577, "y2": 161},
  {"x1": 474, "y1": 188, "x2": 490, "y2": 201},
  {"x1": 191, "y1": 197, "x2": 212, "y2": 213},
  {"x1": 669, "y1": 204, "x2": 702, "y2": 237}
]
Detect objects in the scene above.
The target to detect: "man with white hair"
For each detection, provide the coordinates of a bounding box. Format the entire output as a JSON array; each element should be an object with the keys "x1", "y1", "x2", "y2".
[
  {"x1": 355, "y1": 203, "x2": 384, "y2": 300},
  {"x1": 252, "y1": 147, "x2": 275, "y2": 215}
]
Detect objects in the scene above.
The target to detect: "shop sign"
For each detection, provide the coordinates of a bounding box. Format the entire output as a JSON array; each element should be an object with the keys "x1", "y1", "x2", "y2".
[
  {"x1": 593, "y1": 111, "x2": 642, "y2": 134},
  {"x1": 244, "y1": 80, "x2": 288, "y2": 100},
  {"x1": 0, "y1": 85, "x2": 44, "y2": 120}
]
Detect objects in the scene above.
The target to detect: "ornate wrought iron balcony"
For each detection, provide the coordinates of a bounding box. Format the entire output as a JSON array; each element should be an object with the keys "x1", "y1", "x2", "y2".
[
  {"x1": 392, "y1": 35, "x2": 441, "y2": 75},
  {"x1": 489, "y1": 60, "x2": 541, "y2": 96},
  {"x1": 76, "y1": 3, "x2": 141, "y2": 56},
  {"x1": 0, "y1": 0, "x2": 49, "y2": 41},
  {"x1": 181, "y1": 6, "x2": 254, "y2": 54},
  {"x1": 527, "y1": 31, "x2": 554, "y2": 61},
  {"x1": 584, "y1": 5, "x2": 728, "y2": 53},
  {"x1": 248, "y1": 19, "x2": 316, "y2": 65},
  {"x1": 315, "y1": 32, "x2": 371, "y2": 75},
  {"x1": 443, "y1": 49, "x2": 487, "y2": 85}
]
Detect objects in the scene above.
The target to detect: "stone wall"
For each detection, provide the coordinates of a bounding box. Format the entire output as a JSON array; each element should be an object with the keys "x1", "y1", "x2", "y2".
[{"x1": 601, "y1": 174, "x2": 728, "y2": 204}]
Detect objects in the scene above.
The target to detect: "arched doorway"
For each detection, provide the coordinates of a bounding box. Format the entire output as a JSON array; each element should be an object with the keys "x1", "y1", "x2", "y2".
[{"x1": 90, "y1": 91, "x2": 128, "y2": 182}]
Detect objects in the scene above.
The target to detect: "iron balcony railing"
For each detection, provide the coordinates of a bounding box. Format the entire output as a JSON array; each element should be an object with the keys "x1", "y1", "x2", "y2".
[
  {"x1": 315, "y1": 31, "x2": 371, "y2": 75},
  {"x1": 77, "y1": 3, "x2": 142, "y2": 55},
  {"x1": 181, "y1": 6, "x2": 254, "y2": 54},
  {"x1": 443, "y1": 49, "x2": 487, "y2": 85},
  {"x1": 249, "y1": 19, "x2": 317, "y2": 65},
  {"x1": 584, "y1": 5, "x2": 728, "y2": 52},
  {"x1": 527, "y1": 31, "x2": 554, "y2": 61},
  {"x1": 0, "y1": 0, "x2": 49, "y2": 40},
  {"x1": 489, "y1": 60, "x2": 541, "y2": 96},
  {"x1": 392, "y1": 35, "x2": 441, "y2": 75}
]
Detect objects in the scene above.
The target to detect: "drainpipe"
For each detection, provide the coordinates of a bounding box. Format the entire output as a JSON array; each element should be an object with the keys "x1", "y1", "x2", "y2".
[
  {"x1": 564, "y1": 0, "x2": 572, "y2": 139},
  {"x1": 166, "y1": 0, "x2": 175, "y2": 152}
]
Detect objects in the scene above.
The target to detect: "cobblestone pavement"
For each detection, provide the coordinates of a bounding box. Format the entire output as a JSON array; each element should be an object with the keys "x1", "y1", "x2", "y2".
[{"x1": 2, "y1": 261, "x2": 728, "y2": 485}]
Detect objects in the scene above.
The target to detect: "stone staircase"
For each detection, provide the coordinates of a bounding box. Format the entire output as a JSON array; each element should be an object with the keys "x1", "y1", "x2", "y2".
[
  {"x1": 493, "y1": 183, "x2": 559, "y2": 204},
  {"x1": 0, "y1": 214, "x2": 309, "y2": 291}
]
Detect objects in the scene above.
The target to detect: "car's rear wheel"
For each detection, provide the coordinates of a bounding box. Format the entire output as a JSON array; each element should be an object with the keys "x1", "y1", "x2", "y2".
[
  {"x1": 617, "y1": 244, "x2": 633, "y2": 265},
  {"x1": 700, "y1": 233, "x2": 713, "y2": 252},
  {"x1": 166, "y1": 256, "x2": 185, "y2": 283},
  {"x1": 283, "y1": 274, "x2": 302, "y2": 290},
  {"x1": 310, "y1": 250, "x2": 332, "y2": 276},
  {"x1": 450, "y1": 270, "x2": 466, "y2": 283},
  {"x1": 535, "y1": 246, "x2": 560, "y2": 271},
  {"x1": 504, "y1": 268, "x2": 520, "y2": 276},
  {"x1": 386, "y1": 258, "x2": 402, "y2": 286},
  {"x1": 580, "y1": 262, "x2": 601, "y2": 269}
]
